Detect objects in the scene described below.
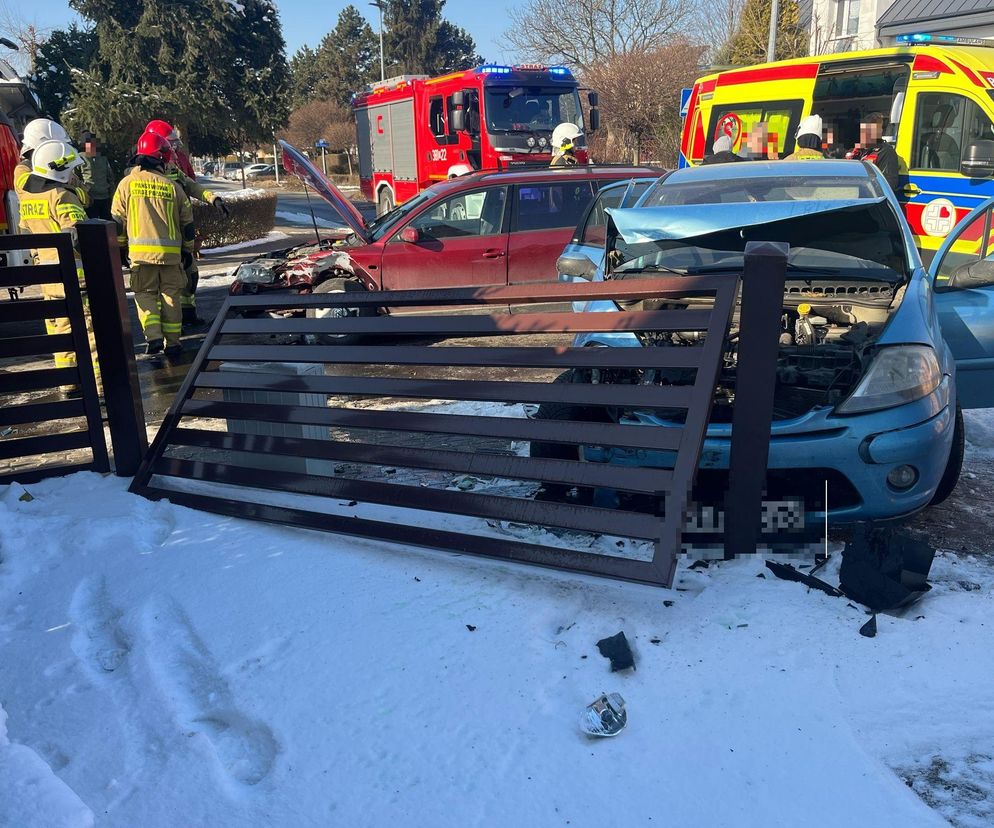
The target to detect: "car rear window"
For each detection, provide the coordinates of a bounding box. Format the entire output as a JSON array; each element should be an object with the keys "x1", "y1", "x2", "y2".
[{"x1": 642, "y1": 175, "x2": 883, "y2": 206}]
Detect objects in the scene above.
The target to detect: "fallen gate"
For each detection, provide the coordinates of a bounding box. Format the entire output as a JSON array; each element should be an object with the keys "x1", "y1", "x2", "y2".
[
  {"x1": 131, "y1": 244, "x2": 786, "y2": 588},
  {"x1": 0, "y1": 232, "x2": 109, "y2": 483}
]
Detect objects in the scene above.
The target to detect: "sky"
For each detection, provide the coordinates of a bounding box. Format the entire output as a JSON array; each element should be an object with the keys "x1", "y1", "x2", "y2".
[{"x1": 16, "y1": 0, "x2": 516, "y2": 69}]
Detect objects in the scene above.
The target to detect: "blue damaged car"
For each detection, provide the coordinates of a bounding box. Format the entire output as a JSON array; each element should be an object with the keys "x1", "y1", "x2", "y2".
[{"x1": 538, "y1": 160, "x2": 994, "y2": 522}]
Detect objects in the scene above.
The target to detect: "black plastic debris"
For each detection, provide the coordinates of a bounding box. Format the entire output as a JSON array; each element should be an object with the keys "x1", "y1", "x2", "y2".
[
  {"x1": 840, "y1": 527, "x2": 935, "y2": 611},
  {"x1": 859, "y1": 614, "x2": 877, "y2": 638},
  {"x1": 466, "y1": 624, "x2": 477, "y2": 632},
  {"x1": 596, "y1": 632, "x2": 636, "y2": 672},
  {"x1": 689, "y1": 560, "x2": 710, "y2": 571},
  {"x1": 765, "y1": 561, "x2": 843, "y2": 597}
]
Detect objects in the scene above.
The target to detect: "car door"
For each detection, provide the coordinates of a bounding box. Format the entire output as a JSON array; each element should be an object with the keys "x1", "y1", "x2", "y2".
[
  {"x1": 929, "y1": 197, "x2": 994, "y2": 408},
  {"x1": 506, "y1": 179, "x2": 596, "y2": 284},
  {"x1": 378, "y1": 186, "x2": 508, "y2": 290},
  {"x1": 903, "y1": 90, "x2": 994, "y2": 263},
  {"x1": 557, "y1": 180, "x2": 654, "y2": 280}
]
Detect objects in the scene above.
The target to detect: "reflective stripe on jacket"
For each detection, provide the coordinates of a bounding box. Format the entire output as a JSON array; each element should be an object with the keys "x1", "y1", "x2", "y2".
[
  {"x1": 18, "y1": 177, "x2": 86, "y2": 280},
  {"x1": 126, "y1": 164, "x2": 215, "y2": 204},
  {"x1": 783, "y1": 147, "x2": 825, "y2": 161},
  {"x1": 112, "y1": 168, "x2": 194, "y2": 265}
]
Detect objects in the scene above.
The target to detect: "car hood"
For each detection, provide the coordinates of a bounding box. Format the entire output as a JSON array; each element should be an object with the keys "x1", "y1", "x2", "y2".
[
  {"x1": 608, "y1": 197, "x2": 895, "y2": 243},
  {"x1": 279, "y1": 139, "x2": 370, "y2": 242}
]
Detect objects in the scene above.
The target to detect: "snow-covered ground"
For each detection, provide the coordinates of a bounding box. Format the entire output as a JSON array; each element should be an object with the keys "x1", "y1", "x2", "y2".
[
  {"x1": 201, "y1": 230, "x2": 289, "y2": 254},
  {"x1": 275, "y1": 210, "x2": 344, "y2": 228},
  {"x1": 2, "y1": 412, "x2": 994, "y2": 827}
]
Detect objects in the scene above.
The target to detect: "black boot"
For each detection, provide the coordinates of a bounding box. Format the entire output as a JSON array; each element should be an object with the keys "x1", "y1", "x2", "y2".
[
  {"x1": 182, "y1": 306, "x2": 205, "y2": 327},
  {"x1": 145, "y1": 338, "x2": 164, "y2": 355},
  {"x1": 164, "y1": 342, "x2": 183, "y2": 357}
]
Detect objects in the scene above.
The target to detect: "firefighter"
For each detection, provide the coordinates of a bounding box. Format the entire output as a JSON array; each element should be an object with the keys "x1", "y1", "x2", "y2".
[
  {"x1": 551, "y1": 123, "x2": 581, "y2": 166},
  {"x1": 784, "y1": 115, "x2": 825, "y2": 161},
  {"x1": 144, "y1": 119, "x2": 229, "y2": 327},
  {"x1": 18, "y1": 138, "x2": 97, "y2": 391},
  {"x1": 702, "y1": 134, "x2": 744, "y2": 165},
  {"x1": 112, "y1": 131, "x2": 195, "y2": 357},
  {"x1": 15, "y1": 118, "x2": 91, "y2": 210}
]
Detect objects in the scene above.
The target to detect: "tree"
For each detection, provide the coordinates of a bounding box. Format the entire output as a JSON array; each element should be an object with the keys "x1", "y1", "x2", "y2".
[
  {"x1": 383, "y1": 0, "x2": 481, "y2": 75},
  {"x1": 715, "y1": 0, "x2": 807, "y2": 66},
  {"x1": 31, "y1": 23, "x2": 97, "y2": 120},
  {"x1": 281, "y1": 99, "x2": 354, "y2": 151},
  {"x1": 690, "y1": 0, "x2": 742, "y2": 65},
  {"x1": 584, "y1": 40, "x2": 704, "y2": 165},
  {"x1": 312, "y1": 6, "x2": 377, "y2": 105},
  {"x1": 505, "y1": 0, "x2": 691, "y2": 71},
  {"x1": 62, "y1": 0, "x2": 290, "y2": 164}
]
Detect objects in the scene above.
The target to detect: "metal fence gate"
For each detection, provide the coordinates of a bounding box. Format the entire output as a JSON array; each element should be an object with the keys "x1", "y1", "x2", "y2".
[{"x1": 0, "y1": 232, "x2": 109, "y2": 483}]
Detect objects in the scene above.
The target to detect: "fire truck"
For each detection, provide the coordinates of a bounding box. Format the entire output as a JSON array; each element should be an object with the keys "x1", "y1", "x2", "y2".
[{"x1": 352, "y1": 64, "x2": 599, "y2": 215}]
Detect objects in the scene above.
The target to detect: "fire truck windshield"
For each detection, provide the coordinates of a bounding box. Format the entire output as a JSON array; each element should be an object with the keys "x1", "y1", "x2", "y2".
[{"x1": 483, "y1": 86, "x2": 583, "y2": 134}]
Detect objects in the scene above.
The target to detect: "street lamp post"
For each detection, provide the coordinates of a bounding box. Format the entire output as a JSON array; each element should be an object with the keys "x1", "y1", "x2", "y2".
[
  {"x1": 370, "y1": 0, "x2": 386, "y2": 82},
  {"x1": 767, "y1": 0, "x2": 780, "y2": 62}
]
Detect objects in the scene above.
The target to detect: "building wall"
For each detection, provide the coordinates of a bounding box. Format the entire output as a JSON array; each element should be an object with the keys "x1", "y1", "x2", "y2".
[{"x1": 810, "y1": 0, "x2": 896, "y2": 54}]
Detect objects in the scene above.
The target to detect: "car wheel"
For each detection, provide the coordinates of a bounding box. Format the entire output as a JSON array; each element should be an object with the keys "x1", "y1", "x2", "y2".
[
  {"x1": 305, "y1": 278, "x2": 372, "y2": 346},
  {"x1": 377, "y1": 188, "x2": 394, "y2": 217},
  {"x1": 931, "y1": 406, "x2": 964, "y2": 506},
  {"x1": 529, "y1": 370, "x2": 605, "y2": 503}
]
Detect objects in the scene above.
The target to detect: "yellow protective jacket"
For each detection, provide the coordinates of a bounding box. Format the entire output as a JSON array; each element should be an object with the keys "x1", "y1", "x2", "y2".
[
  {"x1": 126, "y1": 163, "x2": 216, "y2": 204},
  {"x1": 18, "y1": 175, "x2": 87, "y2": 280},
  {"x1": 783, "y1": 147, "x2": 825, "y2": 161},
  {"x1": 15, "y1": 160, "x2": 91, "y2": 208},
  {"x1": 112, "y1": 167, "x2": 194, "y2": 266}
]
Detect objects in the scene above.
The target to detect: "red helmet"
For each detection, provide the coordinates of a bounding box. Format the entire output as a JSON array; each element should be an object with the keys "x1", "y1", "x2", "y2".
[
  {"x1": 136, "y1": 131, "x2": 174, "y2": 163},
  {"x1": 145, "y1": 119, "x2": 178, "y2": 143}
]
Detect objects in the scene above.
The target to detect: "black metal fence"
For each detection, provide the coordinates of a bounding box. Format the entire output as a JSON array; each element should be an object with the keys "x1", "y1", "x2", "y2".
[
  {"x1": 131, "y1": 245, "x2": 786, "y2": 588},
  {"x1": 0, "y1": 221, "x2": 147, "y2": 483}
]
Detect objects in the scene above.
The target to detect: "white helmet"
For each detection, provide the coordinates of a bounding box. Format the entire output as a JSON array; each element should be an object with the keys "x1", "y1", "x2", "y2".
[
  {"x1": 31, "y1": 139, "x2": 85, "y2": 183},
  {"x1": 552, "y1": 122, "x2": 582, "y2": 150},
  {"x1": 796, "y1": 114, "x2": 823, "y2": 140},
  {"x1": 21, "y1": 118, "x2": 70, "y2": 157}
]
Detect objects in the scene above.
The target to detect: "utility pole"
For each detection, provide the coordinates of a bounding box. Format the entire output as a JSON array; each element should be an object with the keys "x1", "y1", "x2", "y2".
[
  {"x1": 767, "y1": 0, "x2": 780, "y2": 62},
  {"x1": 370, "y1": 0, "x2": 386, "y2": 81}
]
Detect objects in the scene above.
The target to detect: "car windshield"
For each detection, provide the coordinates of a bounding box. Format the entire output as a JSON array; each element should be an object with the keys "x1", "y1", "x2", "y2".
[
  {"x1": 483, "y1": 86, "x2": 583, "y2": 134},
  {"x1": 366, "y1": 189, "x2": 437, "y2": 242},
  {"x1": 640, "y1": 174, "x2": 882, "y2": 206}
]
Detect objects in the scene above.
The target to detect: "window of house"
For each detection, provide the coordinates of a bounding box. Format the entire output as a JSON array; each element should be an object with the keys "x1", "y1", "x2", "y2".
[
  {"x1": 912, "y1": 93, "x2": 994, "y2": 172},
  {"x1": 836, "y1": 0, "x2": 860, "y2": 37}
]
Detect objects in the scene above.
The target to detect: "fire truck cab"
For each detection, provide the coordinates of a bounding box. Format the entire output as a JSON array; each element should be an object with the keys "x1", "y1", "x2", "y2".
[{"x1": 353, "y1": 64, "x2": 598, "y2": 215}]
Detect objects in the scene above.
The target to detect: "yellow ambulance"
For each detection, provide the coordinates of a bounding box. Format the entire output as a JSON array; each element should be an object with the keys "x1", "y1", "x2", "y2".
[{"x1": 680, "y1": 33, "x2": 994, "y2": 260}]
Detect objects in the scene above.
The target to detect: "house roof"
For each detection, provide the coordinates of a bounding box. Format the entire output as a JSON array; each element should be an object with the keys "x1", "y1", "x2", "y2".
[{"x1": 878, "y1": 0, "x2": 994, "y2": 36}]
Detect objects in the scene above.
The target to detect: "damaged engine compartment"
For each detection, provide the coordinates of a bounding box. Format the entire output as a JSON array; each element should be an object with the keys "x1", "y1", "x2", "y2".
[{"x1": 619, "y1": 278, "x2": 902, "y2": 421}]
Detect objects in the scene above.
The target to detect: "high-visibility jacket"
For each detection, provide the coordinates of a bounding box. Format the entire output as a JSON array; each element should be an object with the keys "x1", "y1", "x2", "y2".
[
  {"x1": 783, "y1": 147, "x2": 825, "y2": 161},
  {"x1": 126, "y1": 163, "x2": 217, "y2": 204},
  {"x1": 15, "y1": 160, "x2": 92, "y2": 208},
  {"x1": 18, "y1": 175, "x2": 87, "y2": 280},
  {"x1": 112, "y1": 167, "x2": 194, "y2": 265}
]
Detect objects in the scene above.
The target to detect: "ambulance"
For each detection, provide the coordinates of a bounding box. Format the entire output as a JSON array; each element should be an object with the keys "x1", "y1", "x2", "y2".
[{"x1": 680, "y1": 33, "x2": 994, "y2": 261}]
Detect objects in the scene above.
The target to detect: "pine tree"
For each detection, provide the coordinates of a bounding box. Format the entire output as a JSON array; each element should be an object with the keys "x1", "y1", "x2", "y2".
[
  {"x1": 31, "y1": 23, "x2": 98, "y2": 121},
  {"x1": 384, "y1": 0, "x2": 481, "y2": 76},
  {"x1": 289, "y1": 45, "x2": 320, "y2": 108},
  {"x1": 312, "y1": 6, "x2": 377, "y2": 105},
  {"x1": 716, "y1": 0, "x2": 807, "y2": 66}
]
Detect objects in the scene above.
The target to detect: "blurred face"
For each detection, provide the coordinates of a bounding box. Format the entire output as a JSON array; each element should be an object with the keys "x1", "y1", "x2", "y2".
[
  {"x1": 860, "y1": 120, "x2": 883, "y2": 144},
  {"x1": 746, "y1": 124, "x2": 768, "y2": 155},
  {"x1": 84, "y1": 141, "x2": 96, "y2": 156}
]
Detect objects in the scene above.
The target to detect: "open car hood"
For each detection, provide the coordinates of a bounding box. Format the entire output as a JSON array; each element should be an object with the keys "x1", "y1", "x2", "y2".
[
  {"x1": 608, "y1": 198, "x2": 896, "y2": 244},
  {"x1": 279, "y1": 139, "x2": 370, "y2": 243}
]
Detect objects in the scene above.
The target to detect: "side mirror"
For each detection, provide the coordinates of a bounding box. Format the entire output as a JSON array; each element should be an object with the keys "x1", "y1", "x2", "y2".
[
  {"x1": 556, "y1": 252, "x2": 597, "y2": 280},
  {"x1": 450, "y1": 109, "x2": 466, "y2": 132},
  {"x1": 400, "y1": 226, "x2": 420, "y2": 244},
  {"x1": 961, "y1": 140, "x2": 994, "y2": 178},
  {"x1": 588, "y1": 108, "x2": 600, "y2": 133},
  {"x1": 949, "y1": 258, "x2": 994, "y2": 290},
  {"x1": 587, "y1": 91, "x2": 598, "y2": 108},
  {"x1": 452, "y1": 90, "x2": 465, "y2": 108}
]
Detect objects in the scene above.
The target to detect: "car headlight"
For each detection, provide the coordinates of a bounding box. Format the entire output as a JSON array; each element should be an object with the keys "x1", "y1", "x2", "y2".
[
  {"x1": 236, "y1": 262, "x2": 277, "y2": 284},
  {"x1": 836, "y1": 345, "x2": 942, "y2": 415}
]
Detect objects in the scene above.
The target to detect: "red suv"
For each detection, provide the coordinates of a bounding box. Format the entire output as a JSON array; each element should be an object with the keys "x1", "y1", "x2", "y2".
[{"x1": 230, "y1": 141, "x2": 659, "y2": 302}]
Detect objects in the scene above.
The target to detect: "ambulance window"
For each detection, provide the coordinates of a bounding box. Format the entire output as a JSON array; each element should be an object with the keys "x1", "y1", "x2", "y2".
[
  {"x1": 707, "y1": 100, "x2": 803, "y2": 157},
  {"x1": 429, "y1": 97, "x2": 446, "y2": 141},
  {"x1": 512, "y1": 181, "x2": 596, "y2": 232},
  {"x1": 912, "y1": 93, "x2": 994, "y2": 172}
]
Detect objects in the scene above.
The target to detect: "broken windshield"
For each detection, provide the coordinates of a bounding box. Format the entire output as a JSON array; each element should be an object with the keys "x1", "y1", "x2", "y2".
[{"x1": 484, "y1": 86, "x2": 583, "y2": 134}]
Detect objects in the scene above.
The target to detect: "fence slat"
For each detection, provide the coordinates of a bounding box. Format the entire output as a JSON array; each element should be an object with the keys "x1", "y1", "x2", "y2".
[
  {"x1": 0, "y1": 398, "x2": 86, "y2": 426},
  {"x1": 0, "y1": 430, "x2": 92, "y2": 461},
  {"x1": 0, "y1": 297, "x2": 67, "y2": 324},
  {"x1": 0, "y1": 333, "x2": 76, "y2": 359},
  {"x1": 0, "y1": 264, "x2": 64, "y2": 289},
  {"x1": 0, "y1": 367, "x2": 78, "y2": 394}
]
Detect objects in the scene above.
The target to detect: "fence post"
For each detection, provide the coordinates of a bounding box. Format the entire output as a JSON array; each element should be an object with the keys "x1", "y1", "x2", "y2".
[
  {"x1": 724, "y1": 241, "x2": 788, "y2": 558},
  {"x1": 77, "y1": 220, "x2": 148, "y2": 476}
]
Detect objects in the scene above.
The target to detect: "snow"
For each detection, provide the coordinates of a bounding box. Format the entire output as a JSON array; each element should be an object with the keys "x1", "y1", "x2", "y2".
[
  {"x1": 275, "y1": 210, "x2": 344, "y2": 228},
  {"x1": 201, "y1": 230, "x2": 288, "y2": 253},
  {"x1": 219, "y1": 187, "x2": 267, "y2": 202},
  {"x1": 2, "y1": 407, "x2": 994, "y2": 825}
]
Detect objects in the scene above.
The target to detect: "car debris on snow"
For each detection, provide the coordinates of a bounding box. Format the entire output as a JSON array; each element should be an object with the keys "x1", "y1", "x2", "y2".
[
  {"x1": 596, "y1": 632, "x2": 636, "y2": 673},
  {"x1": 579, "y1": 693, "x2": 627, "y2": 738}
]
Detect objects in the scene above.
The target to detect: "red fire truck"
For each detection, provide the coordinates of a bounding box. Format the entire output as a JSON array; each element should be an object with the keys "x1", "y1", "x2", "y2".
[{"x1": 352, "y1": 64, "x2": 599, "y2": 215}]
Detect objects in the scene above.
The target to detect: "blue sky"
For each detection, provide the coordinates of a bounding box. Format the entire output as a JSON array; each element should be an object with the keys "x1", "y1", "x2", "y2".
[{"x1": 23, "y1": 0, "x2": 513, "y2": 65}]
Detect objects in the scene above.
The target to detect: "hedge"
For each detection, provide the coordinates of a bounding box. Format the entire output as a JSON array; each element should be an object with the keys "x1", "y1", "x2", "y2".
[{"x1": 195, "y1": 189, "x2": 277, "y2": 250}]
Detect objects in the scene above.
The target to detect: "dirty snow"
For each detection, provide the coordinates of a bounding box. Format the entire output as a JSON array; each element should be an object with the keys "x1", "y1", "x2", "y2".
[
  {"x1": 200, "y1": 230, "x2": 289, "y2": 253},
  {"x1": 2, "y1": 410, "x2": 994, "y2": 826},
  {"x1": 275, "y1": 210, "x2": 344, "y2": 228}
]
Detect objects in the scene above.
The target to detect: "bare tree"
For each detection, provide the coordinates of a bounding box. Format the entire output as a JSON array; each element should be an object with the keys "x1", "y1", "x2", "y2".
[
  {"x1": 505, "y1": 0, "x2": 692, "y2": 70},
  {"x1": 690, "y1": 0, "x2": 741, "y2": 64},
  {"x1": 0, "y1": 3, "x2": 50, "y2": 75},
  {"x1": 584, "y1": 40, "x2": 705, "y2": 164},
  {"x1": 280, "y1": 100, "x2": 355, "y2": 152}
]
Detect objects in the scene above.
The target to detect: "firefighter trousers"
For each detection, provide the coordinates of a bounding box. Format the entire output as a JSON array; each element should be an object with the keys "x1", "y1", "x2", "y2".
[
  {"x1": 42, "y1": 282, "x2": 100, "y2": 385},
  {"x1": 131, "y1": 263, "x2": 185, "y2": 346},
  {"x1": 181, "y1": 262, "x2": 199, "y2": 319}
]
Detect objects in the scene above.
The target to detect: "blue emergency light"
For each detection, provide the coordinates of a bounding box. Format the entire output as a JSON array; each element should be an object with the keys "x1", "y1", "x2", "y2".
[
  {"x1": 548, "y1": 66, "x2": 572, "y2": 76},
  {"x1": 478, "y1": 65, "x2": 513, "y2": 74},
  {"x1": 897, "y1": 32, "x2": 994, "y2": 48}
]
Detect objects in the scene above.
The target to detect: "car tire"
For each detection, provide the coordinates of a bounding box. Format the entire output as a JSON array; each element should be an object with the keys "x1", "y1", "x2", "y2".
[
  {"x1": 305, "y1": 277, "x2": 372, "y2": 346},
  {"x1": 376, "y1": 188, "x2": 394, "y2": 217},
  {"x1": 931, "y1": 406, "x2": 965, "y2": 506},
  {"x1": 529, "y1": 369, "x2": 605, "y2": 503}
]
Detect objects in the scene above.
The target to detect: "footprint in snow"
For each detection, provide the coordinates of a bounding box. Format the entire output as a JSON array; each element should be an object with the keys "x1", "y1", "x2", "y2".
[
  {"x1": 69, "y1": 576, "x2": 131, "y2": 676},
  {"x1": 140, "y1": 595, "x2": 278, "y2": 786}
]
